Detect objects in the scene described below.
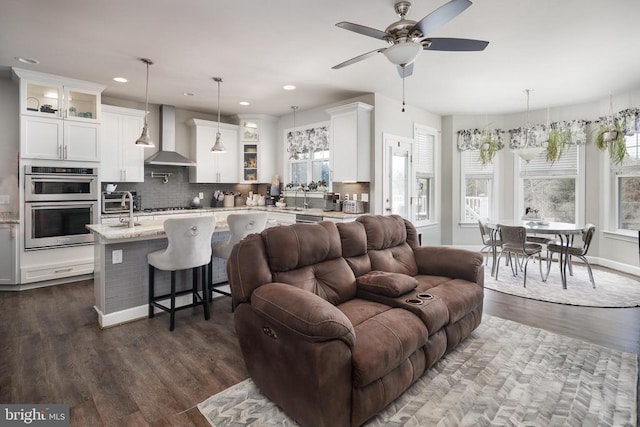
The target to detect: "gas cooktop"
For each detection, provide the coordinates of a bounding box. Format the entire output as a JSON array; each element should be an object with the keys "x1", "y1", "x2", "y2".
[{"x1": 143, "y1": 206, "x2": 199, "y2": 213}]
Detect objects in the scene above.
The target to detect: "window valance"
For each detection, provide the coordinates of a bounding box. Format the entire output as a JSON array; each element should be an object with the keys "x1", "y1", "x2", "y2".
[
  {"x1": 508, "y1": 120, "x2": 588, "y2": 149},
  {"x1": 456, "y1": 128, "x2": 505, "y2": 151},
  {"x1": 287, "y1": 124, "x2": 329, "y2": 160}
]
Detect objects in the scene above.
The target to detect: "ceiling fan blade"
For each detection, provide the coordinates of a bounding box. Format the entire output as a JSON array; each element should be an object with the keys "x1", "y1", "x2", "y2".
[
  {"x1": 332, "y1": 48, "x2": 386, "y2": 69},
  {"x1": 397, "y1": 63, "x2": 414, "y2": 78},
  {"x1": 410, "y1": 0, "x2": 472, "y2": 37},
  {"x1": 424, "y1": 38, "x2": 489, "y2": 51},
  {"x1": 335, "y1": 22, "x2": 389, "y2": 40}
]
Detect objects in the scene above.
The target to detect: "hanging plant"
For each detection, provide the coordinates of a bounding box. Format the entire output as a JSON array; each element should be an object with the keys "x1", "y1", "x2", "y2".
[
  {"x1": 478, "y1": 128, "x2": 501, "y2": 165},
  {"x1": 545, "y1": 125, "x2": 571, "y2": 165},
  {"x1": 595, "y1": 118, "x2": 627, "y2": 165}
]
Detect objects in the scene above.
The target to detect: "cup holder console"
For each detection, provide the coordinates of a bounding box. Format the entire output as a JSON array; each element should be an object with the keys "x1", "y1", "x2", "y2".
[
  {"x1": 405, "y1": 298, "x2": 423, "y2": 305},
  {"x1": 416, "y1": 292, "x2": 433, "y2": 300}
]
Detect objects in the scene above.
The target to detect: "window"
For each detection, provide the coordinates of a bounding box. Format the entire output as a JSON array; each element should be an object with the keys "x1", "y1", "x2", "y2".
[
  {"x1": 614, "y1": 133, "x2": 640, "y2": 230},
  {"x1": 286, "y1": 123, "x2": 330, "y2": 187},
  {"x1": 413, "y1": 124, "x2": 437, "y2": 225},
  {"x1": 461, "y1": 150, "x2": 495, "y2": 223},
  {"x1": 519, "y1": 144, "x2": 579, "y2": 223}
]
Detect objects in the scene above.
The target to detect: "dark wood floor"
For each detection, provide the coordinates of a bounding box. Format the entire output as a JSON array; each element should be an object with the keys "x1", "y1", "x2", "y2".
[{"x1": 1, "y1": 266, "x2": 638, "y2": 426}]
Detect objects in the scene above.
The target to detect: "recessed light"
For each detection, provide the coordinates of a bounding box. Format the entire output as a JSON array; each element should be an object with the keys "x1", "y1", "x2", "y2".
[
  {"x1": 113, "y1": 77, "x2": 128, "y2": 83},
  {"x1": 283, "y1": 85, "x2": 296, "y2": 91},
  {"x1": 239, "y1": 101, "x2": 250, "y2": 106},
  {"x1": 183, "y1": 92, "x2": 195, "y2": 97},
  {"x1": 15, "y1": 56, "x2": 39, "y2": 65}
]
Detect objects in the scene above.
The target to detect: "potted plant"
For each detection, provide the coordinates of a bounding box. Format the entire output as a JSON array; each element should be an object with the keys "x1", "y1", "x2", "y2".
[
  {"x1": 545, "y1": 126, "x2": 571, "y2": 164},
  {"x1": 595, "y1": 118, "x2": 627, "y2": 165},
  {"x1": 478, "y1": 129, "x2": 501, "y2": 165}
]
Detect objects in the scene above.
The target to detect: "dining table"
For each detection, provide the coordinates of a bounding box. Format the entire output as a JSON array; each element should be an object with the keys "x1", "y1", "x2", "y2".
[{"x1": 486, "y1": 219, "x2": 585, "y2": 289}]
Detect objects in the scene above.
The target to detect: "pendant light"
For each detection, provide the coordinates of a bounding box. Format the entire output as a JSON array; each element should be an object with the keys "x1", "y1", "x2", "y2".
[
  {"x1": 514, "y1": 89, "x2": 544, "y2": 163},
  {"x1": 211, "y1": 77, "x2": 226, "y2": 153},
  {"x1": 288, "y1": 106, "x2": 299, "y2": 160},
  {"x1": 135, "y1": 58, "x2": 155, "y2": 147}
]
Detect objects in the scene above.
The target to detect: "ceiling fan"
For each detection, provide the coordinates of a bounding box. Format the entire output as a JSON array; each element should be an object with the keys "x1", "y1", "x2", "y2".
[{"x1": 332, "y1": 0, "x2": 489, "y2": 78}]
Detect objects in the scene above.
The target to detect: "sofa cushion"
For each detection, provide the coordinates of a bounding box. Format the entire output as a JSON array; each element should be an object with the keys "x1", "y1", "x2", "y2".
[
  {"x1": 368, "y1": 243, "x2": 418, "y2": 276},
  {"x1": 348, "y1": 306, "x2": 427, "y2": 388},
  {"x1": 272, "y1": 258, "x2": 357, "y2": 305},
  {"x1": 356, "y1": 271, "x2": 417, "y2": 297},
  {"x1": 358, "y1": 215, "x2": 407, "y2": 250},
  {"x1": 418, "y1": 277, "x2": 484, "y2": 324},
  {"x1": 262, "y1": 222, "x2": 341, "y2": 272}
]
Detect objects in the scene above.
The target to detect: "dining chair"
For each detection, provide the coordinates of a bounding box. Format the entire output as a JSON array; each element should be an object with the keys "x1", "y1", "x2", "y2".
[
  {"x1": 478, "y1": 218, "x2": 502, "y2": 267},
  {"x1": 546, "y1": 224, "x2": 596, "y2": 288},
  {"x1": 496, "y1": 224, "x2": 545, "y2": 287}
]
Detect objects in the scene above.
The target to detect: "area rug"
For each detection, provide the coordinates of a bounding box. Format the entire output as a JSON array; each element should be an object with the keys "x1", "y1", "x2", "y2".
[
  {"x1": 198, "y1": 315, "x2": 637, "y2": 426},
  {"x1": 484, "y1": 262, "x2": 640, "y2": 307}
]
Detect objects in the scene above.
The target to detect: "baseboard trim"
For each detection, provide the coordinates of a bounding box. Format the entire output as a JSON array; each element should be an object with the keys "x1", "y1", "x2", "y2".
[{"x1": 96, "y1": 292, "x2": 228, "y2": 328}]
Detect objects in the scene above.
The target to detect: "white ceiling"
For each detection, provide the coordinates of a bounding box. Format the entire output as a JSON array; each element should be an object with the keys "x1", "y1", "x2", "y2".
[{"x1": 1, "y1": 0, "x2": 639, "y2": 118}]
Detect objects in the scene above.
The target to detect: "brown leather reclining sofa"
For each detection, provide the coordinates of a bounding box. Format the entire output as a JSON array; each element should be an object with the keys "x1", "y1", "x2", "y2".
[{"x1": 227, "y1": 214, "x2": 484, "y2": 426}]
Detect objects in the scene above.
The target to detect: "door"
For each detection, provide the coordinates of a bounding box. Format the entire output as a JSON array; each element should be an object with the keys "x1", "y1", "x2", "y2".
[
  {"x1": 64, "y1": 121, "x2": 100, "y2": 161},
  {"x1": 383, "y1": 134, "x2": 413, "y2": 219}
]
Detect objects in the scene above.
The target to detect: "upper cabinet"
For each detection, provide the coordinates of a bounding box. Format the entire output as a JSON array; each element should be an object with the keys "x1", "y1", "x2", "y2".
[
  {"x1": 326, "y1": 102, "x2": 373, "y2": 182},
  {"x1": 13, "y1": 68, "x2": 105, "y2": 161},
  {"x1": 236, "y1": 114, "x2": 277, "y2": 183},
  {"x1": 187, "y1": 119, "x2": 239, "y2": 183},
  {"x1": 101, "y1": 105, "x2": 146, "y2": 182}
]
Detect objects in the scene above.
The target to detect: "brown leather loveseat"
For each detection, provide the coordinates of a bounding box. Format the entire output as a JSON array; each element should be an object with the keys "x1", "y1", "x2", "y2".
[{"x1": 227, "y1": 215, "x2": 484, "y2": 426}]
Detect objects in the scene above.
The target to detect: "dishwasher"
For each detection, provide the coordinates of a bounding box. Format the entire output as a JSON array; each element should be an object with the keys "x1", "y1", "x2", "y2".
[{"x1": 295, "y1": 213, "x2": 323, "y2": 224}]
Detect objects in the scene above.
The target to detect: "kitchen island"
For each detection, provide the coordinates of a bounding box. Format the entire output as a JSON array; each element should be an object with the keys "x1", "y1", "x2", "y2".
[{"x1": 88, "y1": 207, "x2": 361, "y2": 327}]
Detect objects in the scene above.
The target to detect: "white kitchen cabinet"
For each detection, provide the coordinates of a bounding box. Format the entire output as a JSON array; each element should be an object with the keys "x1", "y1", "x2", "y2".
[
  {"x1": 0, "y1": 223, "x2": 19, "y2": 285},
  {"x1": 13, "y1": 68, "x2": 105, "y2": 162},
  {"x1": 236, "y1": 114, "x2": 277, "y2": 183},
  {"x1": 187, "y1": 118, "x2": 239, "y2": 183},
  {"x1": 101, "y1": 105, "x2": 146, "y2": 182},
  {"x1": 326, "y1": 102, "x2": 373, "y2": 182}
]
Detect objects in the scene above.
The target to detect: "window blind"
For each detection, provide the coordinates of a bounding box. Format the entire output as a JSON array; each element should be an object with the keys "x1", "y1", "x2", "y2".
[
  {"x1": 414, "y1": 126, "x2": 434, "y2": 176},
  {"x1": 519, "y1": 144, "x2": 578, "y2": 177},
  {"x1": 464, "y1": 150, "x2": 494, "y2": 176}
]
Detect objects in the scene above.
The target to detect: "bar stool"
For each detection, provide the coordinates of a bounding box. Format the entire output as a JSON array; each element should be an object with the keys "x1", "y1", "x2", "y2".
[
  {"x1": 210, "y1": 213, "x2": 267, "y2": 298},
  {"x1": 148, "y1": 216, "x2": 215, "y2": 331}
]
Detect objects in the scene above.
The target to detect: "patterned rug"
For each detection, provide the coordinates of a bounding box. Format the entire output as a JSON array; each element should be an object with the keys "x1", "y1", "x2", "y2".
[
  {"x1": 484, "y1": 261, "x2": 640, "y2": 307},
  {"x1": 198, "y1": 315, "x2": 637, "y2": 426}
]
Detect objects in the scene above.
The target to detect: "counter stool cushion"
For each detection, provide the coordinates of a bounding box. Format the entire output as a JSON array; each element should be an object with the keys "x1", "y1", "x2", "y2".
[
  {"x1": 149, "y1": 216, "x2": 216, "y2": 271},
  {"x1": 212, "y1": 213, "x2": 268, "y2": 260}
]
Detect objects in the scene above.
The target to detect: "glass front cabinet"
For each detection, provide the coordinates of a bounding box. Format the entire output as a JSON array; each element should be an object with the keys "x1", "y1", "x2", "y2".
[
  {"x1": 236, "y1": 114, "x2": 277, "y2": 183},
  {"x1": 13, "y1": 68, "x2": 105, "y2": 161}
]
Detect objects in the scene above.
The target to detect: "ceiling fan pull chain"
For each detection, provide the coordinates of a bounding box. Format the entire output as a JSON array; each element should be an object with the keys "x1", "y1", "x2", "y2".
[{"x1": 402, "y1": 76, "x2": 406, "y2": 113}]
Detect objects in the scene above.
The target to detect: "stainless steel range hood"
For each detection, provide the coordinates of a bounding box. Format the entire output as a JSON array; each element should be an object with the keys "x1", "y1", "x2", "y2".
[{"x1": 145, "y1": 105, "x2": 196, "y2": 166}]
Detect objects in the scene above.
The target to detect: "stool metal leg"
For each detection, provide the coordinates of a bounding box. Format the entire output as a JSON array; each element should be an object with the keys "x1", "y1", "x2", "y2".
[
  {"x1": 202, "y1": 265, "x2": 210, "y2": 320},
  {"x1": 149, "y1": 265, "x2": 155, "y2": 318},
  {"x1": 170, "y1": 270, "x2": 176, "y2": 331}
]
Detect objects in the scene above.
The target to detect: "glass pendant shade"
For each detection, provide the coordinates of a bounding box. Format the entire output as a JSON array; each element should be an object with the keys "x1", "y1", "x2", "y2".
[
  {"x1": 383, "y1": 42, "x2": 422, "y2": 66},
  {"x1": 513, "y1": 89, "x2": 542, "y2": 163},
  {"x1": 211, "y1": 77, "x2": 226, "y2": 153},
  {"x1": 135, "y1": 58, "x2": 155, "y2": 148}
]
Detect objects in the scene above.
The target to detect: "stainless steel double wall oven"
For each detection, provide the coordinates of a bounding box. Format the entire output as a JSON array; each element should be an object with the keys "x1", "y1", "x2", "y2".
[{"x1": 24, "y1": 166, "x2": 99, "y2": 249}]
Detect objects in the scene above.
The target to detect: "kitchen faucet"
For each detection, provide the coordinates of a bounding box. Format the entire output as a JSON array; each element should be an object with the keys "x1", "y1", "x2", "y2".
[
  {"x1": 294, "y1": 186, "x2": 309, "y2": 210},
  {"x1": 119, "y1": 191, "x2": 135, "y2": 228}
]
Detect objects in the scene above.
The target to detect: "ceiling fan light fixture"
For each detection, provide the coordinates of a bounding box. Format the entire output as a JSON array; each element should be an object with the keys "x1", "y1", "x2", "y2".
[{"x1": 383, "y1": 42, "x2": 422, "y2": 66}]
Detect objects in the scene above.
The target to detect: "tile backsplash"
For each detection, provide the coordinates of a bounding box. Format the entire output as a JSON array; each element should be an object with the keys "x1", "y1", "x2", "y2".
[
  {"x1": 103, "y1": 166, "x2": 370, "y2": 212},
  {"x1": 104, "y1": 165, "x2": 264, "y2": 209}
]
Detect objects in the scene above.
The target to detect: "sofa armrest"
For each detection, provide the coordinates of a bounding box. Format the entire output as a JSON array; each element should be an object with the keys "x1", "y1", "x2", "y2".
[
  {"x1": 251, "y1": 283, "x2": 356, "y2": 348},
  {"x1": 413, "y1": 247, "x2": 484, "y2": 286}
]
